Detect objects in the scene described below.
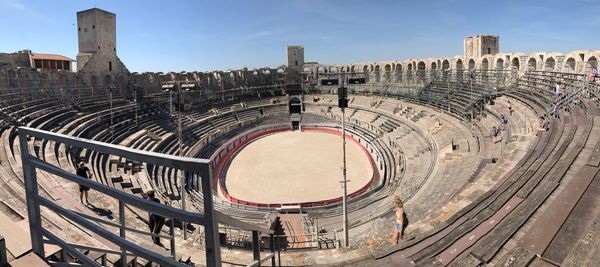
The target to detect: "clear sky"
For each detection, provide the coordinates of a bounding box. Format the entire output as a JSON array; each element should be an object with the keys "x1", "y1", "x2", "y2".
[{"x1": 0, "y1": 0, "x2": 597, "y2": 72}]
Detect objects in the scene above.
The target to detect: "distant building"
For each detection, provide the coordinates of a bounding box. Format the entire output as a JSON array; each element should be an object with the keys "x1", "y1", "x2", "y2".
[
  {"x1": 76, "y1": 8, "x2": 129, "y2": 91},
  {"x1": 0, "y1": 50, "x2": 73, "y2": 70},
  {"x1": 31, "y1": 53, "x2": 74, "y2": 70},
  {"x1": 464, "y1": 35, "x2": 499, "y2": 59}
]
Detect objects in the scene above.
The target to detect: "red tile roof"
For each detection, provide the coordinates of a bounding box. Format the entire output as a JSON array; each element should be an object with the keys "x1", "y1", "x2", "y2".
[{"x1": 31, "y1": 53, "x2": 74, "y2": 61}]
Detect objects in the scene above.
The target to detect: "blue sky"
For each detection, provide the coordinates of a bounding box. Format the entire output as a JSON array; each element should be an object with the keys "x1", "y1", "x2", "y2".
[{"x1": 0, "y1": 0, "x2": 597, "y2": 72}]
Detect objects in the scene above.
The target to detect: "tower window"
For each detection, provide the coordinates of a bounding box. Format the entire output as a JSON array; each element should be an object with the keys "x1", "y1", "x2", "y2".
[
  {"x1": 488, "y1": 48, "x2": 491, "y2": 54},
  {"x1": 295, "y1": 60, "x2": 298, "y2": 66},
  {"x1": 92, "y1": 25, "x2": 95, "y2": 29},
  {"x1": 78, "y1": 27, "x2": 81, "y2": 31},
  {"x1": 98, "y1": 46, "x2": 100, "y2": 50},
  {"x1": 109, "y1": 61, "x2": 112, "y2": 71}
]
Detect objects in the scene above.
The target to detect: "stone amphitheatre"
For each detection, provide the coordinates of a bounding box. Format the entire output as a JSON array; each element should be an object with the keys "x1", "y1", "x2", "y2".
[{"x1": 2, "y1": 7, "x2": 600, "y2": 267}]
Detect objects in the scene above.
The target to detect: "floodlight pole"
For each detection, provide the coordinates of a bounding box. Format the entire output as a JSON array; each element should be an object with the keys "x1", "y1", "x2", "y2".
[
  {"x1": 176, "y1": 81, "x2": 188, "y2": 241},
  {"x1": 134, "y1": 84, "x2": 139, "y2": 128},
  {"x1": 339, "y1": 75, "x2": 349, "y2": 248}
]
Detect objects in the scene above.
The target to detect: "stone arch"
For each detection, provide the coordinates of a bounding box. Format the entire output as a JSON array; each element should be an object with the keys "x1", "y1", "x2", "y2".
[
  {"x1": 442, "y1": 60, "x2": 450, "y2": 70},
  {"x1": 303, "y1": 67, "x2": 311, "y2": 73},
  {"x1": 511, "y1": 57, "x2": 520, "y2": 71},
  {"x1": 481, "y1": 58, "x2": 489, "y2": 71},
  {"x1": 417, "y1": 61, "x2": 426, "y2": 82},
  {"x1": 104, "y1": 74, "x2": 112, "y2": 91},
  {"x1": 329, "y1": 66, "x2": 337, "y2": 73},
  {"x1": 431, "y1": 62, "x2": 437, "y2": 70},
  {"x1": 565, "y1": 58, "x2": 576, "y2": 72},
  {"x1": 528, "y1": 58, "x2": 537, "y2": 71},
  {"x1": 395, "y1": 63, "x2": 403, "y2": 82},
  {"x1": 362, "y1": 65, "x2": 368, "y2": 73},
  {"x1": 374, "y1": 65, "x2": 381, "y2": 82},
  {"x1": 545, "y1": 57, "x2": 556, "y2": 71},
  {"x1": 317, "y1": 66, "x2": 325, "y2": 74},
  {"x1": 468, "y1": 59, "x2": 476, "y2": 70},
  {"x1": 351, "y1": 65, "x2": 356, "y2": 73},
  {"x1": 456, "y1": 59, "x2": 463, "y2": 71},
  {"x1": 586, "y1": 56, "x2": 597, "y2": 71},
  {"x1": 384, "y1": 64, "x2": 392, "y2": 82},
  {"x1": 496, "y1": 58, "x2": 504, "y2": 70}
]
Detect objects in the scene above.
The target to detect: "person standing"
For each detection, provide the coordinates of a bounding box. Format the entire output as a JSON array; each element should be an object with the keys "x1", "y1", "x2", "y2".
[
  {"x1": 147, "y1": 190, "x2": 166, "y2": 247},
  {"x1": 391, "y1": 196, "x2": 405, "y2": 244},
  {"x1": 77, "y1": 162, "x2": 93, "y2": 205}
]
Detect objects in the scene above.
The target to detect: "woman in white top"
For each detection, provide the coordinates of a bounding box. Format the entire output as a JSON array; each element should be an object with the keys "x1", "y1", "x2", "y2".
[{"x1": 391, "y1": 196, "x2": 405, "y2": 244}]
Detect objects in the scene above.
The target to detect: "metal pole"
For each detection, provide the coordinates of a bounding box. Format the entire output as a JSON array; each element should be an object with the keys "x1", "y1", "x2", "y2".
[
  {"x1": 134, "y1": 84, "x2": 138, "y2": 128},
  {"x1": 177, "y1": 83, "x2": 187, "y2": 241},
  {"x1": 341, "y1": 98, "x2": 349, "y2": 248},
  {"x1": 119, "y1": 201, "x2": 127, "y2": 267}
]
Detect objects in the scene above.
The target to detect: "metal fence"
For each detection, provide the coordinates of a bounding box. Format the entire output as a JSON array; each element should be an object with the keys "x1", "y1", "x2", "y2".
[{"x1": 18, "y1": 126, "x2": 276, "y2": 267}]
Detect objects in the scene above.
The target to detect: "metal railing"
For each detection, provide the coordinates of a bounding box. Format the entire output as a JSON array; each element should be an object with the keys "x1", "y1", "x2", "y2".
[{"x1": 18, "y1": 126, "x2": 277, "y2": 267}]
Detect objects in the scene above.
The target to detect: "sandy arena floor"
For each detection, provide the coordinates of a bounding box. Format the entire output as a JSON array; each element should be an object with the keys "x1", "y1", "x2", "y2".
[{"x1": 223, "y1": 130, "x2": 374, "y2": 205}]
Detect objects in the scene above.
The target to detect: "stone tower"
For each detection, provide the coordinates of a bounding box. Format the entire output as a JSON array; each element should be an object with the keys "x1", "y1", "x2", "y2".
[
  {"x1": 76, "y1": 8, "x2": 129, "y2": 91},
  {"x1": 286, "y1": 45, "x2": 304, "y2": 85},
  {"x1": 464, "y1": 35, "x2": 499, "y2": 59}
]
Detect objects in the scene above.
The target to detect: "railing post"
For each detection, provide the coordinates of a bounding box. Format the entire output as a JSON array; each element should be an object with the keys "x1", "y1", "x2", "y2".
[
  {"x1": 18, "y1": 131, "x2": 45, "y2": 257},
  {"x1": 252, "y1": 230, "x2": 260, "y2": 266},
  {"x1": 0, "y1": 235, "x2": 7, "y2": 266},
  {"x1": 269, "y1": 234, "x2": 276, "y2": 267},
  {"x1": 119, "y1": 200, "x2": 127, "y2": 267},
  {"x1": 170, "y1": 218, "x2": 176, "y2": 259},
  {"x1": 202, "y1": 166, "x2": 222, "y2": 266}
]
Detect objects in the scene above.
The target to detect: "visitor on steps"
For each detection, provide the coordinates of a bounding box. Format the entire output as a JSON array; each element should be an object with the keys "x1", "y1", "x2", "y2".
[
  {"x1": 391, "y1": 196, "x2": 405, "y2": 245},
  {"x1": 147, "y1": 190, "x2": 166, "y2": 247},
  {"x1": 77, "y1": 162, "x2": 93, "y2": 205},
  {"x1": 507, "y1": 100, "x2": 513, "y2": 116}
]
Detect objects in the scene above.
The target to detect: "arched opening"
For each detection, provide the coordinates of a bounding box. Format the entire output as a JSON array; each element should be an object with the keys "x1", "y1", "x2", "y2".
[
  {"x1": 395, "y1": 63, "x2": 402, "y2": 82},
  {"x1": 351, "y1": 65, "x2": 356, "y2": 73},
  {"x1": 374, "y1": 65, "x2": 381, "y2": 82},
  {"x1": 318, "y1": 66, "x2": 325, "y2": 74},
  {"x1": 442, "y1": 60, "x2": 450, "y2": 71},
  {"x1": 511, "y1": 58, "x2": 520, "y2": 71},
  {"x1": 430, "y1": 62, "x2": 437, "y2": 80},
  {"x1": 587, "y1": 56, "x2": 597, "y2": 72},
  {"x1": 303, "y1": 67, "x2": 311, "y2": 73},
  {"x1": 468, "y1": 59, "x2": 476, "y2": 70},
  {"x1": 545, "y1": 57, "x2": 556, "y2": 71},
  {"x1": 362, "y1": 65, "x2": 368, "y2": 73},
  {"x1": 456, "y1": 59, "x2": 464, "y2": 81},
  {"x1": 496, "y1": 58, "x2": 504, "y2": 70},
  {"x1": 264, "y1": 69, "x2": 271, "y2": 75},
  {"x1": 417, "y1": 61, "x2": 426, "y2": 83},
  {"x1": 329, "y1": 66, "x2": 337, "y2": 74},
  {"x1": 565, "y1": 58, "x2": 576, "y2": 72},
  {"x1": 384, "y1": 64, "x2": 391, "y2": 82},
  {"x1": 104, "y1": 74, "x2": 112, "y2": 93},
  {"x1": 481, "y1": 58, "x2": 489, "y2": 71},
  {"x1": 407, "y1": 63, "x2": 413, "y2": 81},
  {"x1": 528, "y1": 58, "x2": 537, "y2": 71}
]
